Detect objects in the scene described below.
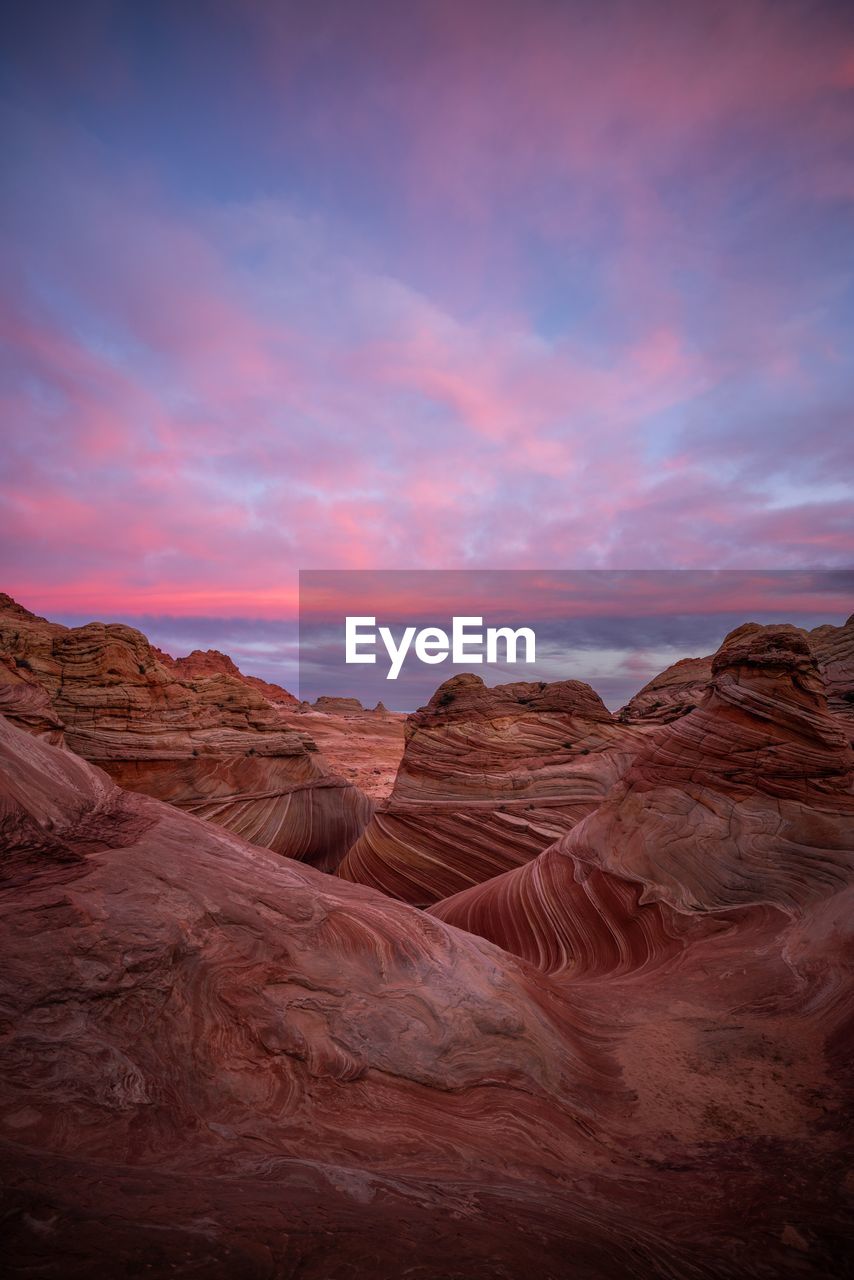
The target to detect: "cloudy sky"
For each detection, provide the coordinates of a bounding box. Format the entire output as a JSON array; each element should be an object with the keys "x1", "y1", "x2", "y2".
[{"x1": 2, "y1": 1, "x2": 852, "y2": 695}]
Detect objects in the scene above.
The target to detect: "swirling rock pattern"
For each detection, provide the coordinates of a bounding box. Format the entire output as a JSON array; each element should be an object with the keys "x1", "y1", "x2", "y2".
[
  {"x1": 0, "y1": 657, "x2": 65, "y2": 744},
  {"x1": 338, "y1": 673, "x2": 644, "y2": 905},
  {"x1": 810, "y1": 612, "x2": 854, "y2": 741},
  {"x1": 433, "y1": 623, "x2": 854, "y2": 963},
  {"x1": 0, "y1": 713, "x2": 619, "y2": 1278},
  {"x1": 425, "y1": 624, "x2": 853, "y2": 1276},
  {"x1": 570, "y1": 623, "x2": 854, "y2": 913},
  {"x1": 618, "y1": 653, "x2": 714, "y2": 723},
  {"x1": 2, "y1": 686, "x2": 853, "y2": 1277},
  {"x1": 0, "y1": 594, "x2": 370, "y2": 871}
]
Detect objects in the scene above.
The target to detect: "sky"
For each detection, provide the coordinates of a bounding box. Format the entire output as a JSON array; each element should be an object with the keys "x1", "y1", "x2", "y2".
[{"x1": 1, "y1": 1, "x2": 853, "y2": 697}]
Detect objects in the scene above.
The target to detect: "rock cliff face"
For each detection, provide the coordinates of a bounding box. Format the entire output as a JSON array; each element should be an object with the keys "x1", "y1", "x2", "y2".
[
  {"x1": 337, "y1": 674, "x2": 645, "y2": 905},
  {"x1": 0, "y1": 595, "x2": 370, "y2": 871},
  {"x1": 0, "y1": 656, "x2": 65, "y2": 743}
]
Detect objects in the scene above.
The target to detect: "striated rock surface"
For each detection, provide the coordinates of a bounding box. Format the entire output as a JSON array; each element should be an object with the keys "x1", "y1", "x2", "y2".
[
  {"x1": 287, "y1": 703, "x2": 406, "y2": 802},
  {"x1": 0, "y1": 595, "x2": 370, "y2": 871},
  {"x1": 312, "y1": 694, "x2": 366, "y2": 713},
  {"x1": 433, "y1": 623, "x2": 854, "y2": 963},
  {"x1": 159, "y1": 645, "x2": 299, "y2": 705},
  {"x1": 2, "y1": 665, "x2": 853, "y2": 1276},
  {"x1": 0, "y1": 713, "x2": 617, "y2": 1278},
  {"x1": 810, "y1": 612, "x2": 854, "y2": 741},
  {"x1": 338, "y1": 673, "x2": 644, "y2": 905},
  {"x1": 618, "y1": 653, "x2": 713, "y2": 723},
  {"x1": 0, "y1": 655, "x2": 65, "y2": 743},
  {"x1": 422, "y1": 624, "x2": 854, "y2": 1277}
]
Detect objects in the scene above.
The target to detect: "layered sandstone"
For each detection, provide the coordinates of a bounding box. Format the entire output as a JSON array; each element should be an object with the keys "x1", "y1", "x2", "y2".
[
  {"x1": 810, "y1": 612, "x2": 854, "y2": 741},
  {"x1": 160, "y1": 645, "x2": 299, "y2": 705},
  {"x1": 338, "y1": 673, "x2": 644, "y2": 905},
  {"x1": 2, "y1": 673, "x2": 852, "y2": 1276},
  {"x1": 618, "y1": 653, "x2": 713, "y2": 722},
  {"x1": 433, "y1": 623, "x2": 854, "y2": 966},
  {"x1": 0, "y1": 714, "x2": 613, "y2": 1278},
  {"x1": 287, "y1": 703, "x2": 406, "y2": 802},
  {"x1": 0, "y1": 595, "x2": 369, "y2": 870}
]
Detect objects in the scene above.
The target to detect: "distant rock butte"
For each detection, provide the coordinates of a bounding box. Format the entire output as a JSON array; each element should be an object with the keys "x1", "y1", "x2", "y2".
[
  {"x1": 337, "y1": 673, "x2": 646, "y2": 905},
  {"x1": 312, "y1": 694, "x2": 366, "y2": 713},
  {"x1": 0, "y1": 594, "x2": 369, "y2": 871}
]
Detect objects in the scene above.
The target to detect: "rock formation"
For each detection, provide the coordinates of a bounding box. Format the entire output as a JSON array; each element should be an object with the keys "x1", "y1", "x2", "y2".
[
  {"x1": 287, "y1": 701, "x2": 406, "y2": 802},
  {"x1": 618, "y1": 653, "x2": 713, "y2": 722},
  {"x1": 311, "y1": 694, "x2": 366, "y2": 713},
  {"x1": 338, "y1": 673, "x2": 644, "y2": 905},
  {"x1": 0, "y1": 655, "x2": 65, "y2": 743},
  {"x1": 158, "y1": 645, "x2": 299, "y2": 705},
  {"x1": 432, "y1": 623, "x2": 854, "y2": 961},
  {"x1": 2, "y1": 623, "x2": 852, "y2": 1276},
  {"x1": 0, "y1": 595, "x2": 370, "y2": 871},
  {"x1": 810, "y1": 612, "x2": 854, "y2": 741},
  {"x1": 0, "y1": 713, "x2": 616, "y2": 1278}
]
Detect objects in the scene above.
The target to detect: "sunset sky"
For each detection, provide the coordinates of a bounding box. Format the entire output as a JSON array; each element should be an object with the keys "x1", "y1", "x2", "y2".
[{"x1": 2, "y1": 1, "x2": 853, "y2": 694}]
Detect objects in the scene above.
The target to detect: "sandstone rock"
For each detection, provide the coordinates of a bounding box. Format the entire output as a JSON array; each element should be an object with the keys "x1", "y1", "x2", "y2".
[
  {"x1": 286, "y1": 703, "x2": 406, "y2": 803},
  {"x1": 312, "y1": 694, "x2": 365, "y2": 713},
  {"x1": 810, "y1": 612, "x2": 854, "y2": 741},
  {"x1": 2, "y1": 683, "x2": 852, "y2": 1277},
  {"x1": 338, "y1": 673, "x2": 644, "y2": 905},
  {"x1": 164, "y1": 646, "x2": 299, "y2": 705},
  {"x1": 0, "y1": 656, "x2": 65, "y2": 744},
  {"x1": 0, "y1": 596, "x2": 369, "y2": 871},
  {"x1": 618, "y1": 653, "x2": 713, "y2": 722},
  {"x1": 0, "y1": 713, "x2": 614, "y2": 1277},
  {"x1": 433, "y1": 623, "x2": 854, "y2": 966}
]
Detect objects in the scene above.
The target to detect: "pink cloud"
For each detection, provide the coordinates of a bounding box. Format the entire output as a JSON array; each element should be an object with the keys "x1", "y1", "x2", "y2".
[{"x1": 1, "y1": 3, "x2": 852, "y2": 621}]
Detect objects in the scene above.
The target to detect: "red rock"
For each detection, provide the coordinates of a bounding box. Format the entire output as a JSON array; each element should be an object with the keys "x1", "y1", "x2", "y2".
[
  {"x1": 810, "y1": 612, "x2": 854, "y2": 741},
  {"x1": 0, "y1": 596, "x2": 369, "y2": 871},
  {"x1": 312, "y1": 694, "x2": 366, "y2": 712},
  {"x1": 0, "y1": 712, "x2": 615, "y2": 1276},
  {"x1": 433, "y1": 623, "x2": 854, "y2": 964},
  {"x1": 338, "y1": 673, "x2": 643, "y2": 905},
  {"x1": 286, "y1": 703, "x2": 406, "y2": 802},
  {"x1": 2, "y1": 648, "x2": 852, "y2": 1276},
  {"x1": 171, "y1": 647, "x2": 298, "y2": 705},
  {"x1": 618, "y1": 653, "x2": 714, "y2": 723}
]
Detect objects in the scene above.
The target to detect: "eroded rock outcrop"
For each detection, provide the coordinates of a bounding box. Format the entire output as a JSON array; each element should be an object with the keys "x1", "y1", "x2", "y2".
[
  {"x1": 2, "y1": 676, "x2": 852, "y2": 1277},
  {"x1": 160, "y1": 645, "x2": 299, "y2": 705},
  {"x1": 618, "y1": 653, "x2": 713, "y2": 723},
  {"x1": 338, "y1": 673, "x2": 643, "y2": 905},
  {"x1": 810, "y1": 612, "x2": 854, "y2": 741},
  {"x1": 0, "y1": 595, "x2": 370, "y2": 871},
  {"x1": 0, "y1": 713, "x2": 617, "y2": 1278},
  {"x1": 287, "y1": 702, "x2": 406, "y2": 802},
  {"x1": 433, "y1": 623, "x2": 854, "y2": 968}
]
